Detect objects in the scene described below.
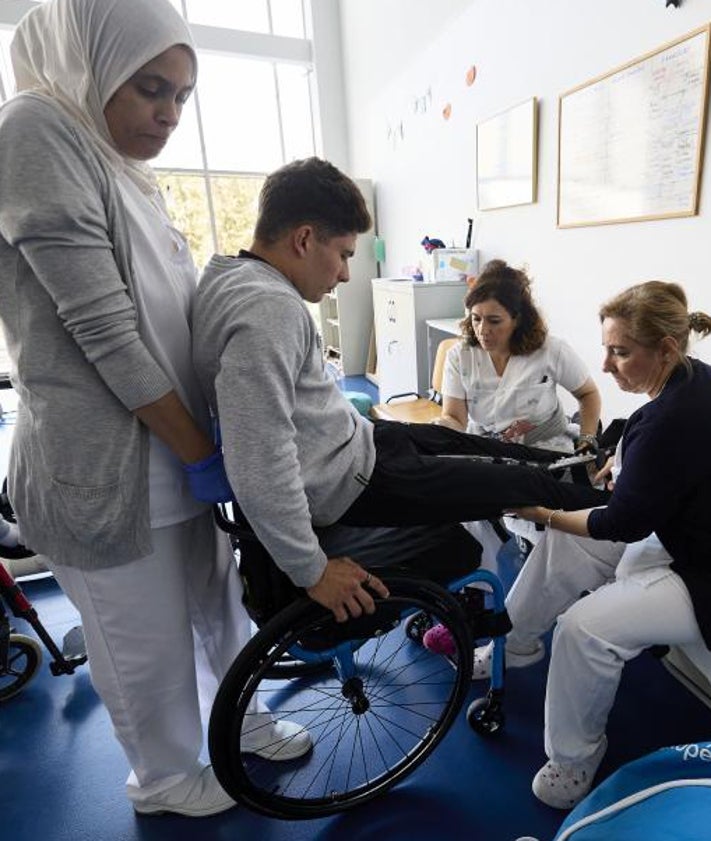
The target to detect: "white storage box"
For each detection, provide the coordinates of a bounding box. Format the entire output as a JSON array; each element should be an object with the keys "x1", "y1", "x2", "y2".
[{"x1": 431, "y1": 249, "x2": 478, "y2": 282}]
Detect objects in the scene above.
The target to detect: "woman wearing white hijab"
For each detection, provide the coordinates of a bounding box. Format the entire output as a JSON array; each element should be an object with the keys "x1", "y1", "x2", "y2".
[{"x1": 0, "y1": 0, "x2": 309, "y2": 817}]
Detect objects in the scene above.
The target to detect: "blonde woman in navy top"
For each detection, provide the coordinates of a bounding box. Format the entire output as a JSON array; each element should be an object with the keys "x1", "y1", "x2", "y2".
[{"x1": 482, "y1": 281, "x2": 711, "y2": 810}]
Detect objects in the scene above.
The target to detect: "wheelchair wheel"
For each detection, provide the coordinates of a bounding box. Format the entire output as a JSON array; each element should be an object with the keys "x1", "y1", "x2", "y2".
[
  {"x1": 264, "y1": 653, "x2": 332, "y2": 680},
  {"x1": 0, "y1": 633, "x2": 42, "y2": 701},
  {"x1": 466, "y1": 693, "x2": 505, "y2": 737},
  {"x1": 209, "y1": 577, "x2": 472, "y2": 819}
]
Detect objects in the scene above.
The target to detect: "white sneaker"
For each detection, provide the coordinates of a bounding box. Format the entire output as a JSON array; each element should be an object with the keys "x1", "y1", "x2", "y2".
[
  {"x1": 241, "y1": 717, "x2": 312, "y2": 761},
  {"x1": 133, "y1": 765, "x2": 237, "y2": 817},
  {"x1": 0, "y1": 520, "x2": 19, "y2": 548},
  {"x1": 531, "y1": 737, "x2": 608, "y2": 810},
  {"x1": 472, "y1": 639, "x2": 545, "y2": 680},
  {"x1": 2, "y1": 552, "x2": 48, "y2": 579}
]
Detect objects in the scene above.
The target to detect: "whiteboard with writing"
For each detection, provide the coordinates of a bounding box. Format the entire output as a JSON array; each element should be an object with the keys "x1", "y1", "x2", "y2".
[{"x1": 557, "y1": 26, "x2": 710, "y2": 228}]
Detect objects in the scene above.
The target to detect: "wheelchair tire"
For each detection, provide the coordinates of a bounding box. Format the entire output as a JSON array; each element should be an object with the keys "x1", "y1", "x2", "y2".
[
  {"x1": 209, "y1": 576, "x2": 472, "y2": 819},
  {"x1": 0, "y1": 633, "x2": 42, "y2": 701},
  {"x1": 466, "y1": 694, "x2": 505, "y2": 737}
]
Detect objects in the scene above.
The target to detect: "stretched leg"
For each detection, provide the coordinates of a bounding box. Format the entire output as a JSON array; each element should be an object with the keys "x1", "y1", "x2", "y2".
[
  {"x1": 375, "y1": 420, "x2": 563, "y2": 462},
  {"x1": 341, "y1": 421, "x2": 609, "y2": 527}
]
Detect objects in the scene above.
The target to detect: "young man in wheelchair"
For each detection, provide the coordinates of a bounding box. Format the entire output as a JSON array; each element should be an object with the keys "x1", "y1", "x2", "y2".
[{"x1": 192, "y1": 156, "x2": 608, "y2": 623}]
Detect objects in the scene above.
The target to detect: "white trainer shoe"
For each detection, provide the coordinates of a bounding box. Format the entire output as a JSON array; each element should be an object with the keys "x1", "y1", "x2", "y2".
[
  {"x1": 472, "y1": 639, "x2": 545, "y2": 680},
  {"x1": 241, "y1": 717, "x2": 313, "y2": 761},
  {"x1": 133, "y1": 765, "x2": 237, "y2": 817},
  {"x1": 531, "y1": 736, "x2": 608, "y2": 810}
]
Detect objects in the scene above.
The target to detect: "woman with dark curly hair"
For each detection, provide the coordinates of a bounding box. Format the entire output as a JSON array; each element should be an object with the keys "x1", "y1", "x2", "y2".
[
  {"x1": 439, "y1": 259, "x2": 601, "y2": 450},
  {"x1": 424, "y1": 260, "x2": 601, "y2": 657}
]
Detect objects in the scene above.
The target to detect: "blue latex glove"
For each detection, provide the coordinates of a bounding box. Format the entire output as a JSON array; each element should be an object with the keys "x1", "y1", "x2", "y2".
[{"x1": 183, "y1": 450, "x2": 234, "y2": 504}]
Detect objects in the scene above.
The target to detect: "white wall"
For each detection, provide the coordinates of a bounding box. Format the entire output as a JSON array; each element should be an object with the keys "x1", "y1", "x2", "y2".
[
  {"x1": 308, "y1": 0, "x2": 349, "y2": 170},
  {"x1": 338, "y1": 0, "x2": 711, "y2": 422}
]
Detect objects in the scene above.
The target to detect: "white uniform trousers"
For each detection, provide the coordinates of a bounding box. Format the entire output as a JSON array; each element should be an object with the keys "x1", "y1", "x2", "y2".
[
  {"x1": 48, "y1": 510, "x2": 252, "y2": 805},
  {"x1": 463, "y1": 519, "x2": 506, "y2": 573},
  {"x1": 464, "y1": 517, "x2": 542, "y2": 575},
  {"x1": 504, "y1": 528, "x2": 711, "y2": 766}
]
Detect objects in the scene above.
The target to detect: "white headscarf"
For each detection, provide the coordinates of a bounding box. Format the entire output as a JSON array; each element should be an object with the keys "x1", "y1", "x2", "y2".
[{"x1": 11, "y1": 0, "x2": 195, "y2": 194}]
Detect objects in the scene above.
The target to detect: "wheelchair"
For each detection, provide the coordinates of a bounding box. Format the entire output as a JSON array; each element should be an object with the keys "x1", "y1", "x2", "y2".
[
  {"x1": 208, "y1": 503, "x2": 511, "y2": 820},
  {"x1": 0, "y1": 483, "x2": 87, "y2": 701}
]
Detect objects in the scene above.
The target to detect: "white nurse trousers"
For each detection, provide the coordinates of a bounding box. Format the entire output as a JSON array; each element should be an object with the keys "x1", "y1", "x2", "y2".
[
  {"x1": 504, "y1": 527, "x2": 711, "y2": 766},
  {"x1": 48, "y1": 510, "x2": 253, "y2": 805}
]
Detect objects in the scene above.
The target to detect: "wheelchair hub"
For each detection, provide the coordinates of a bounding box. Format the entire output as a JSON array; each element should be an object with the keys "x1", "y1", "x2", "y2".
[{"x1": 341, "y1": 676, "x2": 370, "y2": 714}]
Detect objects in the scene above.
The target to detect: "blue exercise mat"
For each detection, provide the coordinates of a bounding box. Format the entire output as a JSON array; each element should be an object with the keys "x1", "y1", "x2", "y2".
[{"x1": 553, "y1": 741, "x2": 711, "y2": 840}]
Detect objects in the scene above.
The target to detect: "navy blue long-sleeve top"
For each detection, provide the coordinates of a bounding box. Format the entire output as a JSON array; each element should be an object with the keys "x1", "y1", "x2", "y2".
[{"x1": 588, "y1": 357, "x2": 711, "y2": 647}]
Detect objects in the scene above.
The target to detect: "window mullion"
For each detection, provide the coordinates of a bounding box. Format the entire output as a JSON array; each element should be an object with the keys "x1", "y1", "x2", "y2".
[
  {"x1": 177, "y1": 0, "x2": 218, "y2": 253},
  {"x1": 273, "y1": 62, "x2": 287, "y2": 165},
  {"x1": 191, "y1": 85, "x2": 220, "y2": 254}
]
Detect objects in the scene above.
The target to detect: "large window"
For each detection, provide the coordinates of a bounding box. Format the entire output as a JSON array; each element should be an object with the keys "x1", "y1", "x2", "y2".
[
  {"x1": 167, "y1": 0, "x2": 305, "y2": 38},
  {"x1": 0, "y1": 0, "x2": 316, "y2": 271},
  {"x1": 158, "y1": 172, "x2": 264, "y2": 271}
]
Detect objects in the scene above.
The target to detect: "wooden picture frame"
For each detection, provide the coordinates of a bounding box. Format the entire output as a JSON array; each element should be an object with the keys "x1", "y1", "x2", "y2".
[
  {"x1": 557, "y1": 25, "x2": 710, "y2": 228},
  {"x1": 476, "y1": 97, "x2": 538, "y2": 211}
]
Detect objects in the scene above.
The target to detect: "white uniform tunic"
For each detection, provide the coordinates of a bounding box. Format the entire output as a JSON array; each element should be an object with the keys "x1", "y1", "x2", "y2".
[
  {"x1": 442, "y1": 335, "x2": 590, "y2": 452},
  {"x1": 116, "y1": 174, "x2": 209, "y2": 528}
]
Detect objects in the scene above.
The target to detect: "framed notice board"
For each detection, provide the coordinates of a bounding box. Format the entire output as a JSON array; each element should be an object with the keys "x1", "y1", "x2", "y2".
[
  {"x1": 557, "y1": 26, "x2": 710, "y2": 228},
  {"x1": 477, "y1": 97, "x2": 538, "y2": 211}
]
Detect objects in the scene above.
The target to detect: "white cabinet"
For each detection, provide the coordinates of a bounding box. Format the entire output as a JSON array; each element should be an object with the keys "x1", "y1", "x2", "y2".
[
  {"x1": 318, "y1": 180, "x2": 377, "y2": 376},
  {"x1": 372, "y1": 278, "x2": 468, "y2": 402}
]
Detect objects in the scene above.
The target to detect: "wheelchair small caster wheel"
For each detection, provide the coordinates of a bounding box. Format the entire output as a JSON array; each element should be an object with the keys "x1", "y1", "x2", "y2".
[
  {"x1": 404, "y1": 611, "x2": 433, "y2": 644},
  {"x1": 467, "y1": 696, "x2": 505, "y2": 736}
]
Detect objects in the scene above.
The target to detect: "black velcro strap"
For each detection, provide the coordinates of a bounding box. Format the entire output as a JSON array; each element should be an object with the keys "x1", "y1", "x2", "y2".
[{"x1": 469, "y1": 608, "x2": 512, "y2": 640}]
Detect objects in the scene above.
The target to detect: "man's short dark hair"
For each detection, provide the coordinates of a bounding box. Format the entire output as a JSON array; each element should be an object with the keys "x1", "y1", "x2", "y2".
[{"x1": 254, "y1": 157, "x2": 372, "y2": 244}]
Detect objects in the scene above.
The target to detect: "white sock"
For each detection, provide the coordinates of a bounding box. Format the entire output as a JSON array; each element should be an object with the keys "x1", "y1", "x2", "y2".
[{"x1": 506, "y1": 635, "x2": 541, "y2": 656}]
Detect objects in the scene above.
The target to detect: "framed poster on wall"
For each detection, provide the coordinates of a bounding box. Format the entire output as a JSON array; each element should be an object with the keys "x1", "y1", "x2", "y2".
[
  {"x1": 557, "y1": 25, "x2": 710, "y2": 228},
  {"x1": 476, "y1": 97, "x2": 538, "y2": 211}
]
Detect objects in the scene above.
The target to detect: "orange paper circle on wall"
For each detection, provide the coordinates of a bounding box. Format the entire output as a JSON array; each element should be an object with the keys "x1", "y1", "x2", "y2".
[
  {"x1": 465, "y1": 65, "x2": 477, "y2": 86},
  {"x1": 442, "y1": 103, "x2": 452, "y2": 120}
]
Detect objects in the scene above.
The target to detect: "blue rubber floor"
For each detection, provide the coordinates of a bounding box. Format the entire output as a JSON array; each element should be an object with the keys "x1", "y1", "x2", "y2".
[
  {"x1": 3, "y1": 540, "x2": 711, "y2": 841},
  {"x1": 3, "y1": 381, "x2": 711, "y2": 840}
]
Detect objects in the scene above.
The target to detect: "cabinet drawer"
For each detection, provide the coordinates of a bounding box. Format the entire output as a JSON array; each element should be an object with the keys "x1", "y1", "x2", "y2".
[{"x1": 373, "y1": 287, "x2": 417, "y2": 400}]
